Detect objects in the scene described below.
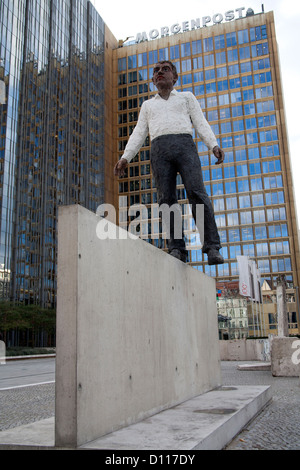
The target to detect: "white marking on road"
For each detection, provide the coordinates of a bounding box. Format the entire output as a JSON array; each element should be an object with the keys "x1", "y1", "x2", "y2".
[{"x1": 0, "y1": 380, "x2": 55, "y2": 391}]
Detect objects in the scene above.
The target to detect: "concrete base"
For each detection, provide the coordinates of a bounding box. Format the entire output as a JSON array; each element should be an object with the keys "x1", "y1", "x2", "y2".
[
  {"x1": 271, "y1": 337, "x2": 300, "y2": 377},
  {"x1": 220, "y1": 339, "x2": 270, "y2": 362},
  {"x1": 55, "y1": 205, "x2": 222, "y2": 448},
  {"x1": 0, "y1": 385, "x2": 271, "y2": 450}
]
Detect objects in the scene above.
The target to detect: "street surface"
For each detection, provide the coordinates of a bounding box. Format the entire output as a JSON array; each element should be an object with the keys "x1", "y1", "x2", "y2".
[{"x1": 0, "y1": 358, "x2": 55, "y2": 390}]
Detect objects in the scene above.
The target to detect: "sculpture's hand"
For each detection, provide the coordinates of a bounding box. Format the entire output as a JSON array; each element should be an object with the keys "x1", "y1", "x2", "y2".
[
  {"x1": 114, "y1": 158, "x2": 128, "y2": 177},
  {"x1": 213, "y1": 146, "x2": 225, "y2": 165}
]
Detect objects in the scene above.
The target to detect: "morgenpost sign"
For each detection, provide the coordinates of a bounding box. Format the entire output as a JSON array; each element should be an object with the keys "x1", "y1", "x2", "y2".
[{"x1": 135, "y1": 7, "x2": 255, "y2": 43}]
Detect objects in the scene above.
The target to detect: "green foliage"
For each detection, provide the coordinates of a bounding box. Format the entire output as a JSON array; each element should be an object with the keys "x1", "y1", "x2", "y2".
[
  {"x1": 6, "y1": 347, "x2": 55, "y2": 356},
  {"x1": 0, "y1": 301, "x2": 56, "y2": 334}
]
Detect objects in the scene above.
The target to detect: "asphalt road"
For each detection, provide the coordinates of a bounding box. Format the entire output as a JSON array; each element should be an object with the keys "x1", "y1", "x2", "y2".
[{"x1": 0, "y1": 358, "x2": 55, "y2": 390}]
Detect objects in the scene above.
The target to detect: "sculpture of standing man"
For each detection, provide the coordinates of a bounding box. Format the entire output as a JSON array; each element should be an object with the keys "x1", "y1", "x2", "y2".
[{"x1": 114, "y1": 60, "x2": 224, "y2": 265}]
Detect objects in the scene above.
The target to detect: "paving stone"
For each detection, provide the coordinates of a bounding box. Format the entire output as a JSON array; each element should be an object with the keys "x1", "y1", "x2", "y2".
[
  {"x1": 221, "y1": 361, "x2": 300, "y2": 450},
  {"x1": 0, "y1": 383, "x2": 55, "y2": 432}
]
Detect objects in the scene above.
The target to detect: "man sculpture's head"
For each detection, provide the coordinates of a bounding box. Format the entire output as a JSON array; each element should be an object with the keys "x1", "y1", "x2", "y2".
[{"x1": 152, "y1": 60, "x2": 178, "y2": 90}]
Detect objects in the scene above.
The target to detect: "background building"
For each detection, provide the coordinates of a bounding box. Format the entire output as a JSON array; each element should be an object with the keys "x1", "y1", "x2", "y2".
[
  {"x1": 0, "y1": 2, "x2": 300, "y2": 336},
  {"x1": 114, "y1": 9, "x2": 300, "y2": 332}
]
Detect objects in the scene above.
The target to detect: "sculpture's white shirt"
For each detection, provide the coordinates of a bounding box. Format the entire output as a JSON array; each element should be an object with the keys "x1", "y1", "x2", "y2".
[{"x1": 121, "y1": 89, "x2": 218, "y2": 162}]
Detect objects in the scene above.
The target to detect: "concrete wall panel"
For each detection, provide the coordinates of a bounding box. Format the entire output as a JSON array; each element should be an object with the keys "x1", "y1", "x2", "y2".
[{"x1": 55, "y1": 205, "x2": 221, "y2": 447}]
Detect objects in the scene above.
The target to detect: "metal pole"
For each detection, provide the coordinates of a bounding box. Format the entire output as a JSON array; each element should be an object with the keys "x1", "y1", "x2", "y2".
[
  {"x1": 251, "y1": 299, "x2": 256, "y2": 337},
  {"x1": 276, "y1": 274, "x2": 289, "y2": 337},
  {"x1": 295, "y1": 286, "x2": 300, "y2": 332}
]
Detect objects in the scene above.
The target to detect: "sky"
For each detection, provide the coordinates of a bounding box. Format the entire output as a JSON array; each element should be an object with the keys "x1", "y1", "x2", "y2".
[{"x1": 92, "y1": 0, "x2": 300, "y2": 223}]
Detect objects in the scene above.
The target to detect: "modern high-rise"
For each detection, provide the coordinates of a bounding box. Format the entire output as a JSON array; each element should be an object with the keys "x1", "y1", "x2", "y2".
[
  {"x1": 1, "y1": 1, "x2": 300, "y2": 334},
  {"x1": 114, "y1": 9, "x2": 300, "y2": 298},
  {"x1": 0, "y1": 0, "x2": 118, "y2": 306}
]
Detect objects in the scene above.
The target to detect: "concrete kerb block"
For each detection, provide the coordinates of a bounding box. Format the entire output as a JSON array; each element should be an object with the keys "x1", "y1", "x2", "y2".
[
  {"x1": 55, "y1": 205, "x2": 222, "y2": 448},
  {"x1": 271, "y1": 336, "x2": 300, "y2": 377}
]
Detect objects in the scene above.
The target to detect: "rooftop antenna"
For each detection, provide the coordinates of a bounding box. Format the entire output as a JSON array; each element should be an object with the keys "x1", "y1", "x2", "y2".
[{"x1": 262, "y1": 4, "x2": 265, "y2": 13}]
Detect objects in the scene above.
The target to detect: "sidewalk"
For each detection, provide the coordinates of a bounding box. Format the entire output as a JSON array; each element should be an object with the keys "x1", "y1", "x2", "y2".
[
  {"x1": 221, "y1": 361, "x2": 300, "y2": 450},
  {"x1": 0, "y1": 360, "x2": 299, "y2": 450}
]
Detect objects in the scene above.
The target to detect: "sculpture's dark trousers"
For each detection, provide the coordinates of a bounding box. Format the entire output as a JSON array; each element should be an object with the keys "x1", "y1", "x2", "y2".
[{"x1": 150, "y1": 134, "x2": 221, "y2": 255}]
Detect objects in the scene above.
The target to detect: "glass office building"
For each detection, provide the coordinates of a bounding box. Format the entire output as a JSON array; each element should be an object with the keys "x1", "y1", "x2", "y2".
[
  {"x1": 1, "y1": 1, "x2": 300, "y2": 328},
  {"x1": 0, "y1": 0, "x2": 117, "y2": 306},
  {"x1": 114, "y1": 9, "x2": 300, "y2": 305}
]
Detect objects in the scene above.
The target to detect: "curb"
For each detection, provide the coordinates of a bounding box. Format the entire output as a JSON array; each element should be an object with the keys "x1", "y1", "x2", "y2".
[{"x1": 3, "y1": 354, "x2": 56, "y2": 362}]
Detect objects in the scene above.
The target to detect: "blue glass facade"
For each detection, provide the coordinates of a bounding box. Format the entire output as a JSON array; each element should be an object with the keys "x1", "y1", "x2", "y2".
[
  {"x1": 0, "y1": 0, "x2": 106, "y2": 306},
  {"x1": 0, "y1": 0, "x2": 26, "y2": 299}
]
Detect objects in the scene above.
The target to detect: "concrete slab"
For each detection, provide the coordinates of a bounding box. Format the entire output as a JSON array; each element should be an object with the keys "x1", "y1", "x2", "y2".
[
  {"x1": 0, "y1": 418, "x2": 55, "y2": 450},
  {"x1": 81, "y1": 385, "x2": 271, "y2": 450},
  {"x1": 0, "y1": 385, "x2": 271, "y2": 450}
]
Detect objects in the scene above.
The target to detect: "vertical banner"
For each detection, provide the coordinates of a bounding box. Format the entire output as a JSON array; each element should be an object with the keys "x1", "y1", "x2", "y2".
[
  {"x1": 237, "y1": 256, "x2": 262, "y2": 302},
  {"x1": 249, "y1": 260, "x2": 263, "y2": 335},
  {"x1": 237, "y1": 255, "x2": 252, "y2": 298},
  {"x1": 238, "y1": 256, "x2": 263, "y2": 337},
  {"x1": 249, "y1": 260, "x2": 262, "y2": 303}
]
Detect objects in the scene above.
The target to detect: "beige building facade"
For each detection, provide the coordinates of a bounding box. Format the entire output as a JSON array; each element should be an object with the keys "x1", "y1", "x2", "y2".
[
  {"x1": 111, "y1": 10, "x2": 299, "y2": 306},
  {"x1": 109, "y1": 9, "x2": 300, "y2": 333}
]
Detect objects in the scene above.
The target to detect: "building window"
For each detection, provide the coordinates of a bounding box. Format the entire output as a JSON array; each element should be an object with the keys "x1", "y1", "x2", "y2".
[
  {"x1": 216, "y1": 51, "x2": 226, "y2": 65},
  {"x1": 229, "y1": 229, "x2": 240, "y2": 242},
  {"x1": 128, "y1": 54, "x2": 137, "y2": 69},
  {"x1": 170, "y1": 45, "x2": 180, "y2": 60},
  {"x1": 204, "y1": 54, "x2": 214, "y2": 67},
  {"x1": 192, "y1": 40, "x2": 202, "y2": 54},
  {"x1": 240, "y1": 211, "x2": 252, "y2": 224},
  {"x1": 148, "y1": 50, "x2": 158, "y2": 65},
  {"x1": 118, "y1": 57, "x2": 126, "y2": 71},
  {"x1": 181, "y1": 42, "x2": 191, "y2": 57},
  {"x1": 239, "y1": 46, "x2": 251, "y2": 59},
  {"x1": 203, "y1": 37, "x2": 214, "y2": 52},
  {"x1": 241, "y1": 227, "x2": 253, "y2": 240},
  {"x1": 215, "y1": 35, "x2": 225, "y2": 50},
  {"x1": 227, "y1": 32, "x2": 237, "y2": 47}
]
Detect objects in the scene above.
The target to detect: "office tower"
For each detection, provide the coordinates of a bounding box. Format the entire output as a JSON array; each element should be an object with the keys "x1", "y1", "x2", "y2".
[
  {"x1": 1, "y1": 0, "x2": 300, "y2": 336},
  {"x1": 114, "y1": 9, "x2": 300, "y2": 298},
  {"x1": 0, "y1": 0, "x2": 117, "y2": 306}
]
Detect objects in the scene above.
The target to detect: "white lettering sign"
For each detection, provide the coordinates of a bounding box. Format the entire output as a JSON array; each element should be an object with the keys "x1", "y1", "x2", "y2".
[
  {"x1": 291, "y1": 340, "x2": 300, "y2": 365},
  {"x1": 136, "y1": 7, "x2": 249, "y2": 43}
]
